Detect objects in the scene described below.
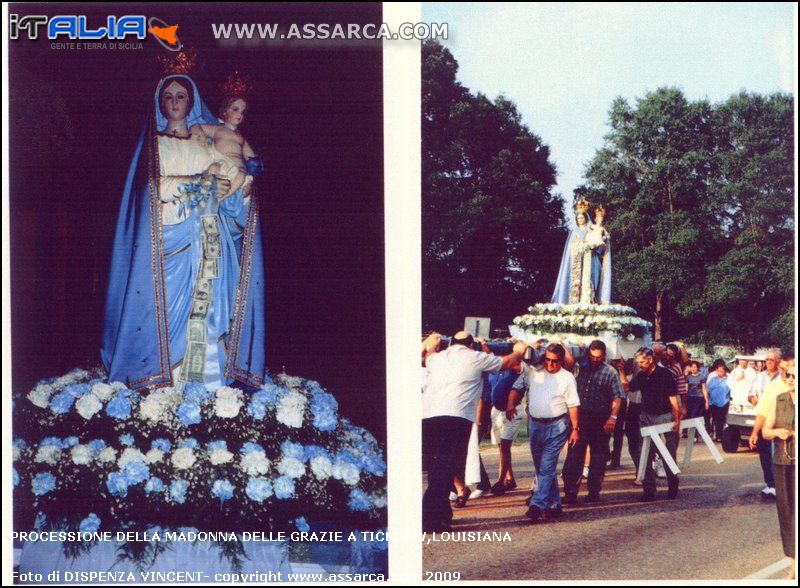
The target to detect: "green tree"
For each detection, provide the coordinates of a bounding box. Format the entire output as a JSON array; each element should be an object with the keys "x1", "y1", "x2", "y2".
[
  {"x1": 422, "y1": 40, "x2": 564, "y2": 333},
  {"x1": 579, "y1": 88, "x2": 716, "y2": 340},
  {"x1": 704, "y1": 92, "x2": 794, "y2": 352},
  {"x1": 581, "y1": 88, "x2": 794, "y2": 350}
]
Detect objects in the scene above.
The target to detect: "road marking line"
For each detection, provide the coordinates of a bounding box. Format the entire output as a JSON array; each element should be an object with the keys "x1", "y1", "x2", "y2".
[{"x1": 745, "y1": 557, "x2": 792, "y2": 579}]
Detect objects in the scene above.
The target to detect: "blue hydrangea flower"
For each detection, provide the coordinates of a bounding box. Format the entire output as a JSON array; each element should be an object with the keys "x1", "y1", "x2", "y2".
[
  {"x1": 311, "y1": 409, "x2": 338, "y2": 432},
  {"x1": 63, "y1": 436, "x2": 80, "y2": 448},
  {"x1": 178, "y1": 438, "x2": 199, "y2": 450},
  {"x1": 258, "y1": 382, "x2": 280, "y2": 405},
  {"x1": 247, "y1": 398, "x2": 267, "y2": 420},
  {"x1": 151, "y1": 438, "x2": 172, "y2": 453},
  {"x1": 145, "y1": 477, "x2": 164, "y2": 494},
  {"x1": 245, "y1": 477, "x2": 273, "y2": 502},
  {"x1": 123, "y1": 461, "x2": 150, "y2": 485},
  {"x1": 183, "y1": 382, "x2": 210, "y2": 405},
  {"x1": 79, "y1": 513, "x2": 101, "y2": 533},
  {"x1": 106, "y1": 395, "x2": 132, "y2": 420},
  {"x1": 273, "y1": 476, "x2": 295, "y2": 500},
  {"x1": 295, "y1": 517, "x2": 310, "y2": 533},
  {"x1": 13, "y1": 439, "x2": 28, "y2": 451},
  {"x1": 281, "y1": 441, "x2": 305, "y2": 461},
  {"x1": 119, "y1": 434, "x2": 135, "y2": 447},
  {"x1": 49, "y1": 391, "x2": 75, "y2": 414},
  {"x1": 170, "y1": 479, "x2": 190, "y2": 503},
  {"x1": 177, "y1": 402, "x2": 201, "y2": 426},
  {"x1": 211, "y1": 479, "x2": 235, "y2": 503},
  {"x1": 32, "y1": 472, "x2": 56, "y2": 496},
  {"x1": 348, "y1": 489, "x2": 372, "y2": 512},
  {"x1": 64, "y1": 383, "x2": 91, "y2": 398},
  {"x1": 40, "y1": 437, "x2": 65, "y2": 449},
  {"x1": 303, "y1": 445, "x2": 331, "y2": 462},
  {"x1": 13, "y1": 468, "x2": 20, "y2": 487},
  {"x1": 88, "y1": 440, "x2": 107, "y2": 455},
  {"x1": 241, "y1": 442, "x2": 264, "y2": 455},
  {"x1": 207, "y1": 440, "x2": 228, "y2": 453},
  {"x1": 106, "y1": 472, "x2": 129, "y2": 497}
]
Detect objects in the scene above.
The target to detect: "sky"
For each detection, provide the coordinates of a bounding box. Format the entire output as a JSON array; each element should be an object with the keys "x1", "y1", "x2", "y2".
[{"x1": 422, "y1": 2, "x2": 796, "y2": 206}]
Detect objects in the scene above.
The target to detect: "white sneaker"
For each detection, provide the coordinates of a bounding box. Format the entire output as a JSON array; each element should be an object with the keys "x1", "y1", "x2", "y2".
[
  {"x1": 582, "y1": 466, "x2": 590, "y2": 478},
  {"x1": 469, "y1": 489, "x2": 484, "y2": 500},
  {"x1": 761, "y1": 486, "x2": 776, "y2": 497},
  {"x1": 449, "y1": 492, "x2": 458, "y2": 501}
]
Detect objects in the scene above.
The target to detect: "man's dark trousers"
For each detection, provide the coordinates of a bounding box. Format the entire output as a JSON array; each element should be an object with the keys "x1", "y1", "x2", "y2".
[
  {"x1": 422, "y1": 416, "x2": 472, "y2": 531},
  {"x1": 562, "y1": 411, "x2": 611, "y2": 498}
]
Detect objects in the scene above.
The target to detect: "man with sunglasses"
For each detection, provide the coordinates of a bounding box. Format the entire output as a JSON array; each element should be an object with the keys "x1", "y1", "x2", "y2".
[
  {"x1": 508, "y1": 343, "x2": 580, "y2": 523},
  {"x1": 620, "y1": 347, "x2": 681, "y2": 501}
]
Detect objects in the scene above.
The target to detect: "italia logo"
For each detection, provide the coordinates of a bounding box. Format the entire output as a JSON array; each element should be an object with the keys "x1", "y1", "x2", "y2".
[{"x1": 10, "y1": 14, "x2": 183, "y2": 51}]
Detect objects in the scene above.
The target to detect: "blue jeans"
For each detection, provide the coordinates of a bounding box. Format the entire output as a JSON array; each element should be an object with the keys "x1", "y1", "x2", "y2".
[
  {"x1": 528, "y1": 416, "x2": 571, "y2": 510},
  {"x1": 686, "y1": 396, "x2": 706, "y2": 419}
]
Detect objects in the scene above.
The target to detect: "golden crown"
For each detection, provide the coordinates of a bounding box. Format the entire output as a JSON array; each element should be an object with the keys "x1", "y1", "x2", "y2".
[
  {"x1": 221, "y1": 71, "x2": 252, "y2": 100},
  {"x1": 595, "y1": 205, "x2": 606, "y2": 217},
  {"x1": 575, "y1": 198, "x2": 590, "y2": 213},
  {"x1": 157, "y1": 48, "x2": 198, "y2": 75}
]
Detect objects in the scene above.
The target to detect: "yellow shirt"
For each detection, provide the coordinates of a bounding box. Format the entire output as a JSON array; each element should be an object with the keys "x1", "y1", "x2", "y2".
[{"x1": 756, "y1": 377, "x2": 789, "y2": 418}]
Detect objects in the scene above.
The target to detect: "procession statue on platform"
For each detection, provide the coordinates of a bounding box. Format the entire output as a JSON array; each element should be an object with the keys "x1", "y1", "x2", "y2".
[{"x1": 551, "y1": 198, "x2": 612, "y2": 305}]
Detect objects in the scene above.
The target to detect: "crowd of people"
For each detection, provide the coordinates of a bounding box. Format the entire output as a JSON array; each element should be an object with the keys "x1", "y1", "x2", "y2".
[{"x1": 421, "y1": 332, "x2": 795, "y2": 578}]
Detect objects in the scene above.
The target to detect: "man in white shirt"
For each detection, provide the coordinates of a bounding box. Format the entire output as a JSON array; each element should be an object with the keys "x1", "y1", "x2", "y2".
[
  {"x1": 729, "y1": 358, "x2": 756, "y2": 407},
  {"x1": 508, "y1": 343, "x2": 580, "y2": 523},
  {"x1": 421, "y1": 331, "x2": 526, "y2": 532}
]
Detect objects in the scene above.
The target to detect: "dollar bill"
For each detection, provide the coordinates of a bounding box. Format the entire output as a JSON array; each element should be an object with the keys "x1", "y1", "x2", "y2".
[
  {"x1": 180, "y1": 341, "x2": 206, "y2": 383},
  {"x1": 202, "y1": 215, "x2": 220, "y2": 235},
  {"x1": 186, "y1": 319, "x2": 206, "y2": 343},
  {"x1": 201, "y1": 258, "x2": 219, "y2": 279},
  {"x1": 190, "y1": 299, "x2": 209, "y2": 319},
  {"x1": 203, "y1": 235, "x2": 221, "y2": 258},
  {"x1": 195, "y1": 277, "x2": 212, "y2": 301}
]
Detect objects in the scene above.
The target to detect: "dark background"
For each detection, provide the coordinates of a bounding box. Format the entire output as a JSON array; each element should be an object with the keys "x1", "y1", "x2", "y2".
[{"x1": 8, "y1": 3, "x2": 386, "y2": 443}]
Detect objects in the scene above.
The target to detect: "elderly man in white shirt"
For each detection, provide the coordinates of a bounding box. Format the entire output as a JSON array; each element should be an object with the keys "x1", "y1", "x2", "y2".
[
  {"x1": 508, "y1": 343, "x2": 580, "y2": 523},
  {"x1": 729, "y1": 358, "x2": 757, "y2": 407},
  {"x1": 421, "y1": 331, "x2": 526, "y2": 532}
]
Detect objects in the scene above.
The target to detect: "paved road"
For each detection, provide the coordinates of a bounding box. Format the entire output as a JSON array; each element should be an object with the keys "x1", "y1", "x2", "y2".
[{"x1": 423, "y1": 439, "x2": 792, "y2": 581}]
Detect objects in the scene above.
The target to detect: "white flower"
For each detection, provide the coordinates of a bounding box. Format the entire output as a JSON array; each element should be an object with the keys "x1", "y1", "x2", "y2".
[
  {"x1": 241, "y1": 451, "x2": 270, "y2": 476},
  {"x1": 35, "y1": 446, "x2": 62, "y2": 465},
  {"x1": 75, "y1": 393, "x2": 103, "y2": 420},
  {"x1": 28, "y1": 386, "x2": 53, "y2": 408},
  {"x1": 372, "y1": 494, "x2": 387, "y2": 509},
  {"x1": 98, "y1": 447, "x2": 117, "y2": 463},
  {"x1": 209, "y1": 449, "x2": 234, "y2": 465},
  {"x1": 277, "y1": 457, "x2": 306, "y2": 479},
  {"x1": 214, "y1": 387, "x2": 243, "y2": 419},
  {"x1": 171, "y1": 447, "x2": 197, "y2": 470},
  {"x1": 279, "y1": 375, "x2": 304, "y2": 389},
  {"x1": 145, "y1": 449, "x2": 164, "y2": 464},
  {"x1": 118, "y1": 448, "x2": 146, "y2": 468},
  {"x1": 276, "y1": 390, "x2": 307, "y2": 428},
  {"x1": 332, "y1": 459, "x2": 360, "y2": 486},
  {"x1": 310, "y1": 456, "x2": 333, "y2": 480},
  {"x1": 91, "y1": 382, "x2": 115, "y2": 402},
  {"x1": 13, "y1": 445, "x2": 21, "y2": 461},
  {"x1": 110, "y1": 381, "x2": 128, "y2": 392},
  {"x1": 71, "y1": 445, "x2": 93, "y2": 465},
  {"x1": 139, "y1": 392, "x2": 169, "y2": 422}
]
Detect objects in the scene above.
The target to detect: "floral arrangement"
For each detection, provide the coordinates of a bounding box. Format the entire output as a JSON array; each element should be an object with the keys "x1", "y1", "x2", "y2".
[
  {"x1": 13, "y1": 368, "x2": 387, "y2": 565},
  {"x1": 514, "y1": 303, "x2": 651, "y2": 338}
]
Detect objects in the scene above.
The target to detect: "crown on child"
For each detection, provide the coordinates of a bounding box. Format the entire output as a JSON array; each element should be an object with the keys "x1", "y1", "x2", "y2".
[
  {"x1": 221, "y1": 71, "x2": 252, "y2": 99},
  {"x1": 575, "y1": 198, "x2": 590, "y2": 214}
]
